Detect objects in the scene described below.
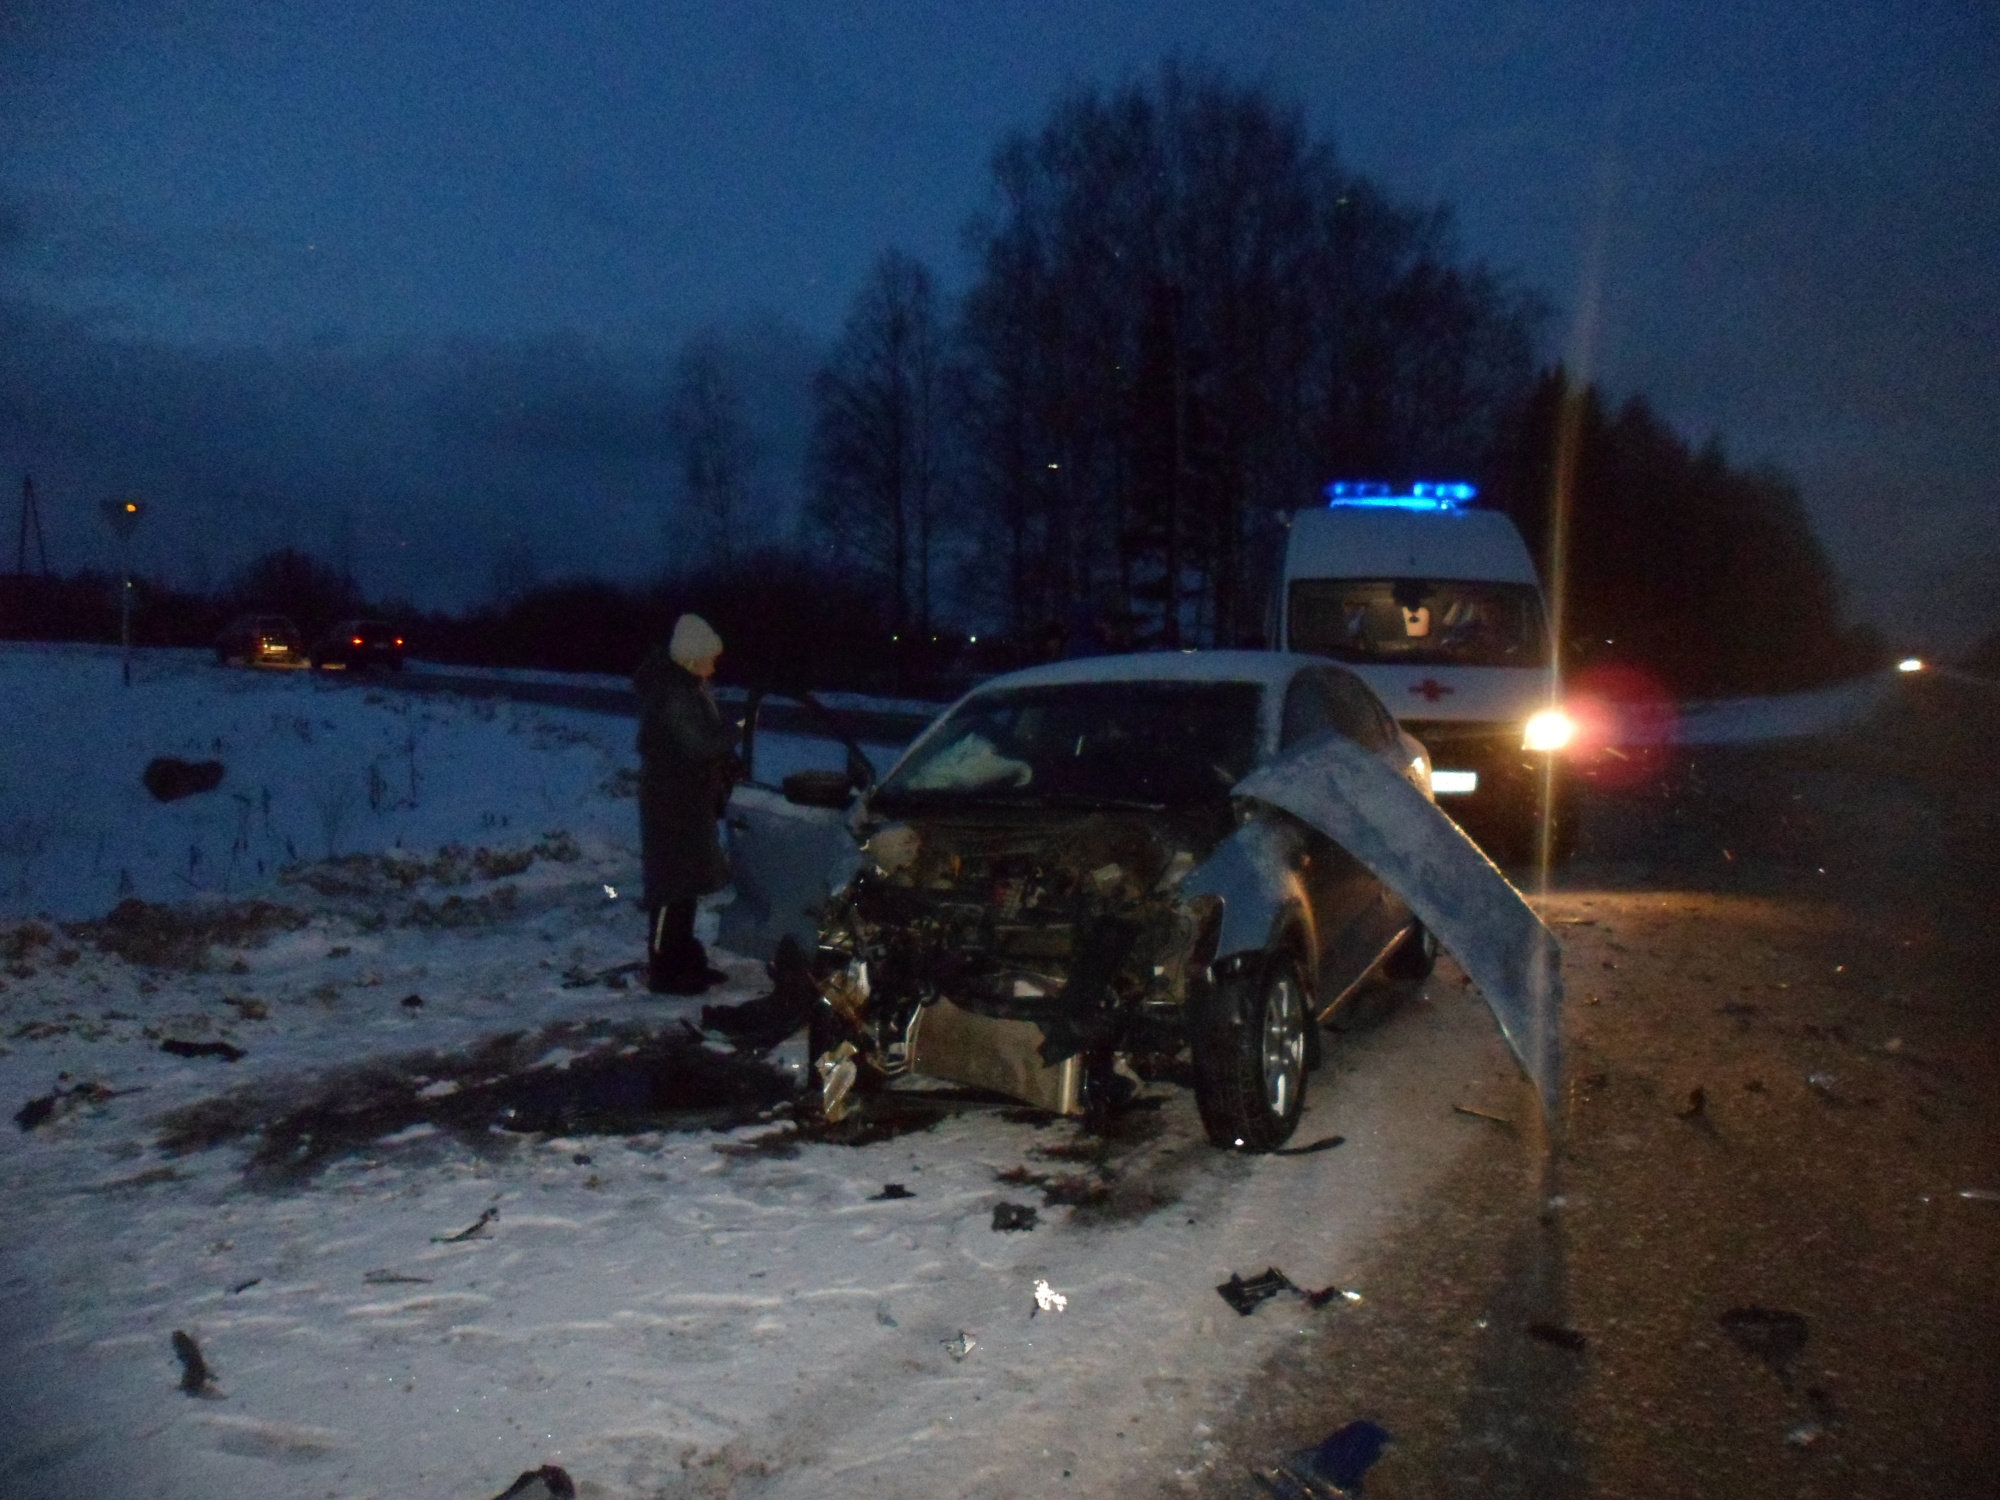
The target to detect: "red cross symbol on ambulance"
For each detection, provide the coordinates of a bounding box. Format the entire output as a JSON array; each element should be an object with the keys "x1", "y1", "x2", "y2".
[{"x1": 1410, "y1": 678, "x2": 1455, "y2": 703}]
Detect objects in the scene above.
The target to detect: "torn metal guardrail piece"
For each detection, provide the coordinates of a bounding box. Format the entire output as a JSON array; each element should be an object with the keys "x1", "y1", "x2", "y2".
[{"x1": 1233, "y1": 733, "x2": 1563, "y2": 1121}]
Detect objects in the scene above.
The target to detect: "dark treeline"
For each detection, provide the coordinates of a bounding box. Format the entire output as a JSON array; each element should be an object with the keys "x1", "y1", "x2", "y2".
[
  {"x1": 0, "y1": 544, "x2": 958, "y2": 696},
  {"x1": 3, "y1": 64, "x2": 1890, "y2": 698},
  {"x1": 1489, "y1": 372, "x2": 1885, "y2": 696}
]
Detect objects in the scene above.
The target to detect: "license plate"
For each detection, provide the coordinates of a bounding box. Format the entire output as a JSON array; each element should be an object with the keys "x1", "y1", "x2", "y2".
[{"x1": 1432, "y1": 770, "x2": 1478, "y2": 795}]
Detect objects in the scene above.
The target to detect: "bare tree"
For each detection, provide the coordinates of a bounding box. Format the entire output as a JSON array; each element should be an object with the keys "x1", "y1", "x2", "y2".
[
  {"x1": 957, "y1": 64, "x2": 1538, "y2": 646},
  {"x1": 667, "y1": 335, "x2": 757, "y2": 570},
  {"x1": 807, "y1": 250, "x2": 953, "y2": 635}
]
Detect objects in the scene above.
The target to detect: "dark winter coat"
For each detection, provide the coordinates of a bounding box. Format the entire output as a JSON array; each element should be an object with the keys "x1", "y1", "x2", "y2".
[{"x1": 633, "y1": 647, "x2": 736, "y2": 906}]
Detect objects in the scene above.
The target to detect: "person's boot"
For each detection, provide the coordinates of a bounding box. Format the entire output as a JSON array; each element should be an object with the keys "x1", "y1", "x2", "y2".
[{"x1": 648, "y1": 901, "x2": 725, "y2": 994}]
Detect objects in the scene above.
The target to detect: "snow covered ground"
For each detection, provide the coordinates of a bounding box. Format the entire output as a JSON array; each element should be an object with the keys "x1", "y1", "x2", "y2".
[{"x1": 0, "y1": 644, "x2": 1519, "y2": 1500}]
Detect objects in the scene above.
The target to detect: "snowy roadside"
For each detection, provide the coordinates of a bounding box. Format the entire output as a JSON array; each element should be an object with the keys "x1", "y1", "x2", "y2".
[{"x1": 0, "y1": 644, "x2": 1519, "y2": 1500}]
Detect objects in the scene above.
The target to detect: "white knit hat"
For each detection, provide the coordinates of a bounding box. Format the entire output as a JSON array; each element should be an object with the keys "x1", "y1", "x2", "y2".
[{"x1": 668, "y1": 613, "x2": 724, "y2": 669}]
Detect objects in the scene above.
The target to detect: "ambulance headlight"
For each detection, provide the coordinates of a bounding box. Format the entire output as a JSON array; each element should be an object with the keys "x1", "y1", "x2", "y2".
[{"x1": 1523, "y1": 709, "x2": 1577, "y2": 752}]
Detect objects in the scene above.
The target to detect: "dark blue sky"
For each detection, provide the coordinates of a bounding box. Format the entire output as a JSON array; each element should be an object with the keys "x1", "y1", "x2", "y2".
[{"x1": 3, "y1": 0, "x2": 1995, "y2": 645}]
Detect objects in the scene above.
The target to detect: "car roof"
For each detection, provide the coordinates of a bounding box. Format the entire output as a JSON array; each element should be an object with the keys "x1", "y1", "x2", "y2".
[
  {"x1": 923, "y1": 650, "x2": 1363, "y2": 767},
  {"x1": 971, "y1": 649, "x2": 1322, "y2": 696}
]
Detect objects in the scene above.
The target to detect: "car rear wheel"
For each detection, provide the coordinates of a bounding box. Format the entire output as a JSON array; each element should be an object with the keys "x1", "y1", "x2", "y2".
[{"x1": 1191, "y1": 953, "x2": 1308, "y2": 1151}]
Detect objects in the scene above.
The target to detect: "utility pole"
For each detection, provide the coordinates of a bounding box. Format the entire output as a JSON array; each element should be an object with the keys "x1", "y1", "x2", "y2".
[
  {"x1": 101, "y1": 497, "x2": 145, "y2": 686},
  {"x1": 15, "y1": 476, "x2": 49, "y2": 577}
]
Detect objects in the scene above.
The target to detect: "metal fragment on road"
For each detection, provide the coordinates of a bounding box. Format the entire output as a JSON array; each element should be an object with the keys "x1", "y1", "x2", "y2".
[{"x1": 943, "y1": 1331, "x2": 976, "y2": 1360}]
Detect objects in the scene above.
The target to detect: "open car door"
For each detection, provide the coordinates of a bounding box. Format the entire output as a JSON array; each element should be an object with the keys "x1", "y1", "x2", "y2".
[{"x1": 717, "y1": 690, "x2": 880, "y2": 964}]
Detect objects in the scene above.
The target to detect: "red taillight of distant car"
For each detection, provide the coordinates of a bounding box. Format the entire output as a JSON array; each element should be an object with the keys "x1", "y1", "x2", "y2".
[{"x1": 352, "y1": 637, "x2": 364, "y2": 646}]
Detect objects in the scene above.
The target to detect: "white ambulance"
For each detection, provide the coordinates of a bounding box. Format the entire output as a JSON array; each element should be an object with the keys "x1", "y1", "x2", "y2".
[{"x1": 1271, "y1": 482, "x2": 1577, "y2": 863}]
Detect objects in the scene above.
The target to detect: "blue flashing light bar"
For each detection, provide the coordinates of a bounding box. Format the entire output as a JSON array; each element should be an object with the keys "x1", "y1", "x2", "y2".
[{"x1": 1324, "y1": 479, "x2": 1478, "y2": 510}]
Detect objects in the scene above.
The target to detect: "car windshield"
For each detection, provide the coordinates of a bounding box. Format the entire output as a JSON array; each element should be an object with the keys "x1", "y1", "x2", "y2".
[
  {"x1": 879, "y1": 680, "x2": 1264, "y2": 808},
  {"x1": 1289, "y1": 579, "x2": 1549, "y2": 668}
]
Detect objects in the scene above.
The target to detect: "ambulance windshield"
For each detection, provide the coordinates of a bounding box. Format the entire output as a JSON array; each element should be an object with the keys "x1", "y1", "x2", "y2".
[{"x1": 1288, "y1": 579, "x2": 1550, "y2": 668}]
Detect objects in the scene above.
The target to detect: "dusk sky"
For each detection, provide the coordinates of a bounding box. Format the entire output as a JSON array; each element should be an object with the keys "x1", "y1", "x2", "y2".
[{"x1": 2, "y1": 0, "x2": 1994, "y2": 647}]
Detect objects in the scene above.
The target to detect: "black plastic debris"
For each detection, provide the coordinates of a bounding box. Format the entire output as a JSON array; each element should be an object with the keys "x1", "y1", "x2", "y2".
[
  {"x1": 1219, "y1": 1268, "x2": 1352, "y2": 1316},
  {"x1": 700, "y1": 936, "x2": 817, "y2": 1052},
  {"x1": 992, "y1": 1202, "x2": 1039, "y2": 1232},
  {"x1": 172, "y1": 1330, "x2": 214, "y2": 1395},
  {"x1": 871, "y1": 1183, "x2": 915, "y2": 1201},
  {"x1": 363, "y1": 1269, "x2": 432, "y2": 1285},
  {"x1": 1254, "y1": 1419, "x2": 1391, "y2": 1498},
  {"x1": 560, "y1": 961, "x2": 643, "y2": 990},
  {"x1": 229, "y1": 1277, "x2": 261, "y2": 1295},
  {"x1": 18, "y1": 1081, "x2": 124, "y2": 1131},
  {"x1": 1719, "y1": 1305, "x2": 1808, "y2": 1388},
  {"x1": 1526, "y1": 1320, "x2": 1589, "y2": 1351},
  {"x1": 161, "y1": 1038, "x2": 246, "y2": 1062},
  {"x1": 1274, "y1": 1134, "x2": 1345, "y2": 1157},
  {"x1": 142, "y1": 757, "x2": 225, "y2": 804},
  {"x1": 400, "y1": 992, "x2": 424, "y2": 1010},
  {"x1": 487, "y1": 1464, "x2": 577, "y2": 1500},
  {"x1": 432, "y1": 1206, "x2": 498, "y2": 1244},
  {"x1": 1218, "y1": 1268, "x2": 1295, "y2": 1316}
]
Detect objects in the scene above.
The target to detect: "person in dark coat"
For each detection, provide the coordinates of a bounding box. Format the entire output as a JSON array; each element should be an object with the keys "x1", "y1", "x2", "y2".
[{"x1": 634, "y1": 613, "x2": 736, "y2": 993}]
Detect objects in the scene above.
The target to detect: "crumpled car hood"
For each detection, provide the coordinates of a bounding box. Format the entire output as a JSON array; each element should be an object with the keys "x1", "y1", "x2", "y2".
[{"x1": 836, "y1": 805, "x2": 1223, "y2": 1039}]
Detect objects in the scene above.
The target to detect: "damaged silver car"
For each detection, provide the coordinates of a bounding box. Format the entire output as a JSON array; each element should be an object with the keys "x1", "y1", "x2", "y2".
[{"x1": 719, "y1": 652, "x2": 1440, "y2": 1151}]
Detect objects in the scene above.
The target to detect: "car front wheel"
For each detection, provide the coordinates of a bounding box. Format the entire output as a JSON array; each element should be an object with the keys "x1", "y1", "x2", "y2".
[{"x1": 1191, "y1": 953, "x2": 1308, "y2": 1151}]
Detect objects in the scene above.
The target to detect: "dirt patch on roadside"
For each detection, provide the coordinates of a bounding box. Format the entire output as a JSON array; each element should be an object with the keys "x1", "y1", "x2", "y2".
[
  {"x1": 157, "y1": 1019, "x2": 799, "y2": 1186},
  {"x1": 67, "y1": 898, "x2": 310, "y2": 971}
]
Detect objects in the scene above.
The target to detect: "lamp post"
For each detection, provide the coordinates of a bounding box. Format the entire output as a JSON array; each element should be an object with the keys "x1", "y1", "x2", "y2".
[{"x1": 100, "y1": 497, "x2": 144, "y2": 686}]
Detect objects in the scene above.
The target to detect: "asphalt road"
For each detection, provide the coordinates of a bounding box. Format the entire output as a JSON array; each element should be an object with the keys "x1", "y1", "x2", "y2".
[{"x1": 1198, "y1": 673, "x2": 2000, "y2": 1498}]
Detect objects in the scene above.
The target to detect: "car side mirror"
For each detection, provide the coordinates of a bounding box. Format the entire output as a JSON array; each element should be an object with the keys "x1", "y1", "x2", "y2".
[{"x1": 781, "y1": 769, "x2": 856, "y2": 809}]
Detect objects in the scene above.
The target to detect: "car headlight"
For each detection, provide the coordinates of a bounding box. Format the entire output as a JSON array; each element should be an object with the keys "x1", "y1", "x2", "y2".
[{"x1": 1522, "y1": 708, "x2": 1577, "y2": 752}]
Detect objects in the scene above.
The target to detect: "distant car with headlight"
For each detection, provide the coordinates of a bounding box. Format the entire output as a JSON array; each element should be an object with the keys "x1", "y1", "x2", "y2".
[
  {"x1": 1274, "y1": 483, "x2": 1576, "y2": 863},
  {"x1": 309, "y1": 619, "x2": 406, "y2": 671},
  {"x1": 719, "y1": 652, "x2": 1438, "y2": 1151},
  {"x1": 214, "y1": 614, "x2": 306, "y2": 668}
]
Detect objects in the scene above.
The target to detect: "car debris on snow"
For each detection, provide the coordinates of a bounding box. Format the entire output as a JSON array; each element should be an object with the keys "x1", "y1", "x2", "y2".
[
  {"x1": 486, "y1": 1464, "x2": 577, "y2": 1500},
  {"x1": 1252, "y1": 1417, "x2": 1391, "y2": 1499},
  {"x1": 363, "y1": 1269, "x2": 433, "y2": 1285},
  {"x1": 431, "y1": 1206, "x2": 498, "y2": 1244},
  {"x1": 699, "y1": 939, "x2": 818, "y2": 1051},
  {"x1": 1031, "y1": 1279, "x2": 1068, "y2": 1315},
  {"x1": 870, "y1": 1183, "x2": 915, "y2": 1200},
  {"x1": 171, "y1": 1330, "x2": 216, "y2": 1396},
  {"x1": 943, "y1": 1331, "x2": 976, "y2": 1360},
  {"x1": 14, "y1": 1079, "x2": 122, "y2": 1130},
  {"x1": 1216, "y1": 1268, "x2": 1352, "y2": 1316},
  {"x1": 815, "y1": 1041, "x2": 859, "y2": 1122},
  {"x1": 160, "y1": 1038, "x2": 246, "y2": 1062},
  {"x1": 991, "y1": 1202, "x2": 1038, "y2": 1232}
]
